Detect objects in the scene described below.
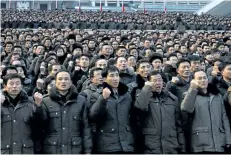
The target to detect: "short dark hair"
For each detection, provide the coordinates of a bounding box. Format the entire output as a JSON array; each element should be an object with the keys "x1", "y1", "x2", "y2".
[
  {"x1": 189, "y1": 55, "x2": 200, "y2": 62},
  {"x1": 102, "y1": 65, "x2": 119, "y2": 78},
  {"x1": 218, "y1": 61, "x2": 231, "y2": 72},
  {"x1": 3, "y1": 73, "x2": 22, "y2": 85},
  {"x1": 176, "y1": 58, "x2": 190, "y2": 68},
  {"x1": 48, "y1": 62, "x2": 61, "y2": 72},
  {"x1": 136, "y1": 59, "x2": 150, "y2": 70},
  {"x1": 89, "y1": 67, "x2": 102, "y2": 78},
  {"x1": 148, "y1": 70, "x2": 162, "y2": 81},
  {"x1": 55, "y1": 69, "x2": 71, "y2": 80},
  {"x1": 2, "y1": 66, "x2": 18, "y2": 77}
]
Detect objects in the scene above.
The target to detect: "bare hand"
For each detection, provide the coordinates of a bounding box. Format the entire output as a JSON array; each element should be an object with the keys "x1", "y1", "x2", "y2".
[
  {"x1": 102, "y1": 88, "x2": 111, "y2": 100},
  {"x1": 171, "y1": 76, "x2": 179, "y2": 84},
  {"x1": 190, "y1": 80, "x2": 198, "y2": 89},
  {"x1": 1, "y1": 92, "x2": 5, "y2": 104},
  {"x1": 145, "y1": 81, "x2": 154, "y2": 87},
  {"x1": 33, "y1": 92, "x2": 43, "y2": 106},
  {"x1": 67, "y1": 54, "x2": 72, "y2": 58}
]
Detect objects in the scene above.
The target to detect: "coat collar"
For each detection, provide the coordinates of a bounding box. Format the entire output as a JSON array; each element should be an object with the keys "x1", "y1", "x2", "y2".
[
  {"x1": 49, "y1": 85, "x2": 78, "y2": 102},
  {"x1": 102, "y1": 82, "x2": 128, "y2": 97}
]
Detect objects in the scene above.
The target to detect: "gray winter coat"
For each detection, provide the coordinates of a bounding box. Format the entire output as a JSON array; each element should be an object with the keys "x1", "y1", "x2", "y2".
[
  {"x1": 181, "y1": 88, "x2": 231, "y2": 153},
  {"x1": 135, "y1": 85, "x2": 185, "y2": 154}
]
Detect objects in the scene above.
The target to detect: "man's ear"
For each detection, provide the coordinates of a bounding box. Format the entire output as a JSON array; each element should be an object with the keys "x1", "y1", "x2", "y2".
[{"x1": 176, "y1": 68, "x2": 179, "y2": 74}]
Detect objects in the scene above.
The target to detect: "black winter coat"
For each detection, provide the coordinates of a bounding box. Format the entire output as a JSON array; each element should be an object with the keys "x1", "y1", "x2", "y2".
[
  {"x1": 41, "y1": 85, "x2": 92, "y2": 154},
  {"x1": 89, "y1": 82, "x2": 134, "y2": 153}
]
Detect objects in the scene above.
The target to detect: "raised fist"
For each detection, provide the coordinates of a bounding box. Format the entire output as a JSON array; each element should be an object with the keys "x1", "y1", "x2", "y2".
[
  {"x1": 190, "y1": 80, "x2": 199, "y2": 89},
  {"x1": 102, "y1": 87, "x2": 111, "y2": 100},
  {"x1": 34, "y1": 92, "x2": 43, "y2": 106},
  {"x1": 145, "y1": 81, "x2": 154, "y2": 87},
  {"x1": 171, "y1": 76, "x2": 179, "y2": 84}
]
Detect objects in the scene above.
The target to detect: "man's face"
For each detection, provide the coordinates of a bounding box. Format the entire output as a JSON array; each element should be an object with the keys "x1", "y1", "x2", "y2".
[
  {"x1": 33, "y1": 35, "x2": 39, "y2": 42},
  {"x1": 112, "y1": 42, "x2": 119, "y2": 49},
  {"x1": 73, "y1": 48, "x2": 82, "y2": 56},
  {"x1": 116, "y1": 48, "x2": 126, "y2": 57},
  {"x1": 152, "y1": 59, "x2": 162, "y2": 71},
  {"x1": 169, "y1": 56, "x2": 178, "y2": 65},
  {"x1": 51, "y1": 65, "x2": 61, "y2": 76},
  {"x1": 25, "y1": 35, "x2": 32, "y2": 41},
  {"x1": 137, "y1": 62, "x2": 151, "y2": 78},
  {"x1": 55, "y1": 72, "x2": 72, "y2": 91},
  {"x1": 5, "y1": 36, "x2": 13, "y2": 42},
  {"x1": 190, "y1": 60, "x2": 201, "y2": 72},
  {"x1": 5, "y1": 43, "x2": 13, "y2": 53},
  {"x1": 88, "y1": 41, "x2": 95, "y2": 49},
  {"x1": 79, "y1": 56, "x2": 89, "y2": 68},
  {"x1": 116, "y1": 36, "x2": 121, "y2": 42},
  {"x1": 16, "y1": 67, "x2": 25, "y2": 78},
  {"x1": 168, "y1": 47, "x2": 175, "y2": 53},
  {"x1": 222, "y1": 64, "x2": 231, "y2": 81},
  {"x1": 144, "y1": 40, "x2": 150, "y2": 48},
  {"x1": 45, "y1": 40, "x2": 51, "y2": 47},
  {"x1": 105, "y1": 71, "x2": 120, "y2": 88},
  {"x1": 194, "y1": 71, "x2": 208, "y2": 90},
  {"x1": 203, "y1": 46, "x2": 210, "y2": 53},
  {"x1": 91, "y1": 70, "x2": 103, "y2": 86},
  {"x1": 180, "y1": 46, "x2": 187, "y2": 53},
  {"x1": 149, "y1": 74, "x2": 163, "y2": 93},
  {"x1": 13, "y1": 47, "x2": 22, "y2": 55},
  {"x1": 96, "y1": 59, "x2": 107, "y2": 69},
  {"x1": 25, "y1": 41, "x2": 31, "y2": 48},
  {"x1": 116, "y1": 57, "x2": 128, "y2": 71},
  {"x1": 36, "y1": 46, "x2": 44, "y2": 55},
  {"x1": 174, "y1": 44, "x2": 180, "y2": 50},
  {"x1": 5, "y1": 78, "x2": 22, "y2": 97},
  {"x1": 19, "y1": 35, "x2": 24, "y2": 41},
  {"x1": 177, "y1": 62, "x2": 191, "y2": 78},
  {"x1": 102, "y1": 45, "x2": 112, "y2": 56}
]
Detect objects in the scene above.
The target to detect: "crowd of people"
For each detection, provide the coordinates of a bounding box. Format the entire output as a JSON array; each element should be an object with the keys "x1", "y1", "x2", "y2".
[
  {"x1": 2, "y1": 9, "x2": 231, "y2": 30},
  {"x1": 1, "y1": 14, "x2": 231, "y2": 154}
]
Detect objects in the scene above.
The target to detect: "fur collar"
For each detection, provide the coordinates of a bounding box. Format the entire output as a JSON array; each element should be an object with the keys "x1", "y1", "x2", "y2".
[{"x1": 102, "y1": 82, "x2": 128, "y2": 96}]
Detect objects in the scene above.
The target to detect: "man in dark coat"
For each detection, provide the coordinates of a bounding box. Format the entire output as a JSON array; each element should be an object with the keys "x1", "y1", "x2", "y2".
[
  {"x1": 40, "y1": 70, "x2": 92, "y2": 154},
  {"x1": 1, "y1": 73, "x2": 43, "y2": 154},
  {"x1": 89, "y1": 66, "x2": 134, "y2": 153},
  {"x1": 135, "y1": 71, "x2": 185, "y2": 154}
]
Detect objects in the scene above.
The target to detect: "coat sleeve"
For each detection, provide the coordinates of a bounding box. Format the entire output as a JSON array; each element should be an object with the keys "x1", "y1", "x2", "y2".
[
  {"x1": 81, "y1": 98, "x2": 93, "y2": 153},
  {"x1": 221, "y1": 96, "x2": 231, "y2": 144},
  {"x1": 89, "y1": 95, "x2": 107, "y2": 120},
  {"x1": 174, "y1": 98, "x2": 186, "y2": 152},
  {"x1": 181, "y1": 88, "x2": 198, "y2": 113},
  {"x1": 134, "y1": 85, "x2": 153, "y2": 111},
  {"x1": 166, "y1": 82, "x2": 178, "y2": 97}
]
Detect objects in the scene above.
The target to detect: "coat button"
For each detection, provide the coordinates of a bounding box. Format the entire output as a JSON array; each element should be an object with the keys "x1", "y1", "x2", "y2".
[
  {"x1": 13, "y1": 142, "x2": 16, "y2": 145},
  {"x1": 73, "y1": 142, "x2": 76, "y2": 144},
  {"x1": 63, "y1": 111, "x2": 66, "y2": 114},
  {"x1": 63, "y1": 127, "x2": 65, "y2": 130},
  {"x1": 7, "y1": 115, "x2": 10, "y2": 117},
  {"x1": 23, "y1": 144, "x2": 26, "y2": 147},
  {"x1": 6, "y1": 145, "x2": 9, "y2": 148},
  {"x1": 100, "y1": 130, "x2": 103, "y2": 133},
  {"x1": 13, "y1": 120, "x2": 16, "y2": 122},
  {"x1": 62, "y1": 144, "x2": 65, "y2": 147},
  {"x1": 112, "y1": 128, "x2": 114, "y2": 131},
  {"x1": 53, "y1": 142, "x2": 56, "y2": 144},
  {"x1": 56, "y1": 112, "x2": 58, "y2": 115}
]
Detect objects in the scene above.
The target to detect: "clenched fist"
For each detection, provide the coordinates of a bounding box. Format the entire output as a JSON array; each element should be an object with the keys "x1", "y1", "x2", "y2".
[
  {"x1": 102, "y1": 88, "x2": 111, "y2": 100},
  {"x1": 34, "y1": 92, "x2": 43, "y2": 106},
  {"x1": 145, "y1": 81, "x2": 154, "y2": 87},
  {"x1": 190, "y1": 80, "x2": 199, "y2": 89},
  {"x1": 171, "y1": 76, "x2": 179, "y2": 84}
]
